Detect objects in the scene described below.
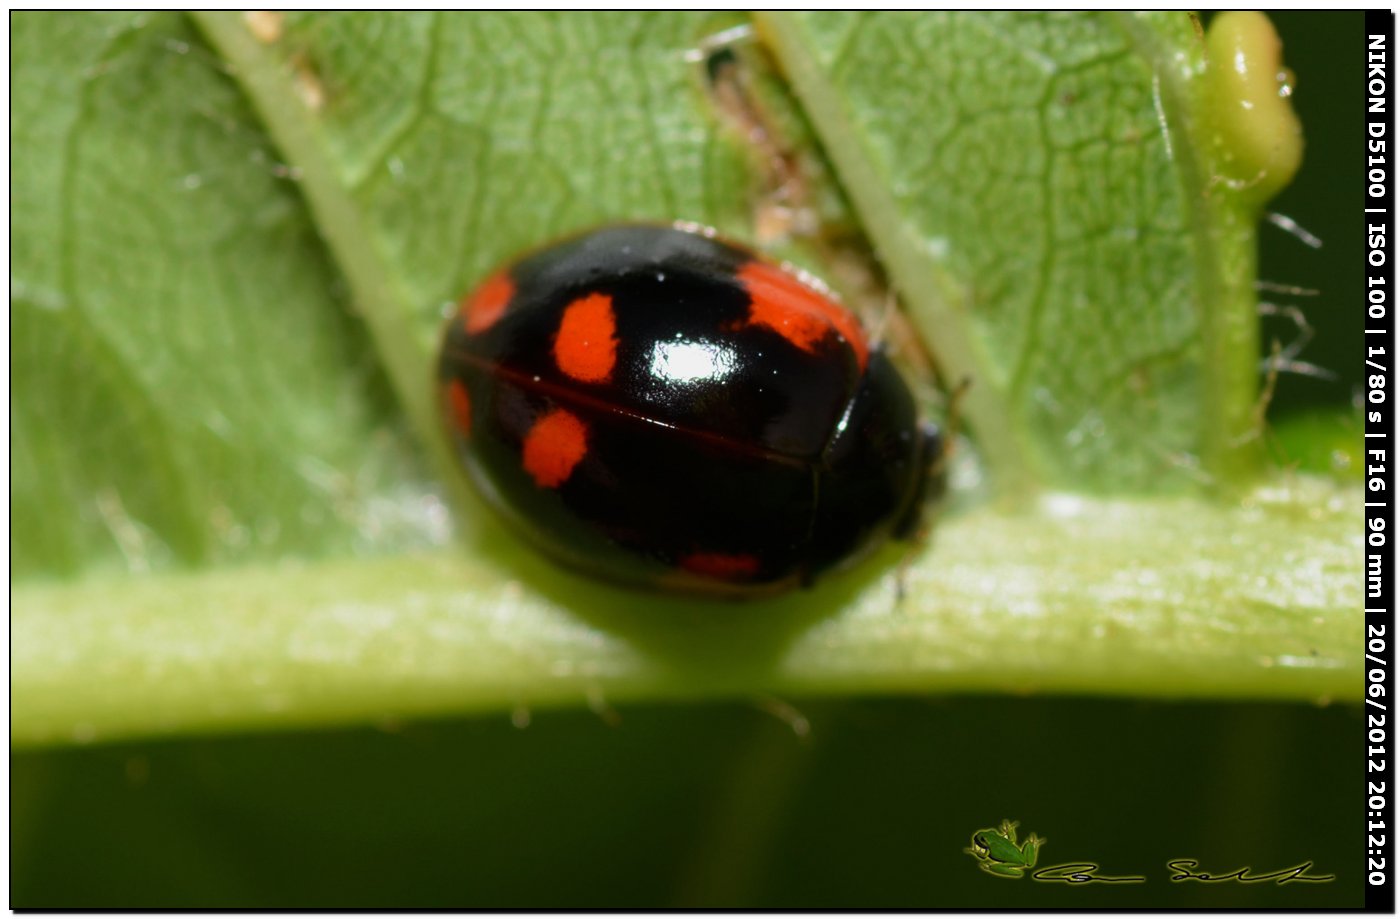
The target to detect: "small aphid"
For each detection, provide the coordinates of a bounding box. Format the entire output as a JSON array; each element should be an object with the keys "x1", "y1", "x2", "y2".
[
  {"x1": 243, "y1": 10, "x2": 284, "y2": 45},
  {"x1": 290, "y1": 52, "x2": 325, "y2": 112}
]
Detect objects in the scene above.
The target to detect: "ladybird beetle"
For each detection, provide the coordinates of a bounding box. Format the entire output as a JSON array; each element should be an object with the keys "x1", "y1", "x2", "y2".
[{"x1": 438, "y1": 224, "x2": 941, "y2": 596}]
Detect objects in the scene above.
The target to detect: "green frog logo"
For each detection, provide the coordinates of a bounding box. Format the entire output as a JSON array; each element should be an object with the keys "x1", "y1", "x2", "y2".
[{"x1": 965, "y1": 820, "x2": 1045, "y2": 879}]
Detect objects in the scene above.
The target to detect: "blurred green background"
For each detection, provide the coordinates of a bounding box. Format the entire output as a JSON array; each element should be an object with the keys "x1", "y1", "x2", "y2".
[
  {"x1": 11, "y1": 11, "x2": 1366, "y2": 908},
  {"x1": 1261, "y1": 12, "x2": 1363, "y2": 416},
  {"x1": 10, "y1": 699, "x2": 1362, "y2": 907}
]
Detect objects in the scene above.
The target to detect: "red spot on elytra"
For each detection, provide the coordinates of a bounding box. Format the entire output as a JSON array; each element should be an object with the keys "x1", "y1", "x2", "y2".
[
  {"x1": 462, "y1": 270, "x2": 516, "y2": 334},
  {"x1": 679, "y1": 551, "x2": 762, "y2": 580},
  {"x1": 736, "y1": 261, "x2": 869, "y2": 370},
  {"x1": 445, "y1": 379, "x2": 472, "y2": 436},
  {"x1": 553, "y1": 292, "x2": 617, "y2": 383},
  {"x1": 522, "y1": 408, "x2": 589, "y2": 489}
]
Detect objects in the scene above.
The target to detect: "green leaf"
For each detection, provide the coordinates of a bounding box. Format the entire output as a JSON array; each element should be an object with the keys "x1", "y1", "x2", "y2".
[
  {"x1": 12, "y1": 12, "x2": 436, "y2": 581},
  {"x1": 11, "y1": 11, "x2": 1360, "y2": 748},
  {"x1": 759, "y1": 11, "x2": 1274, "y2": 490}
]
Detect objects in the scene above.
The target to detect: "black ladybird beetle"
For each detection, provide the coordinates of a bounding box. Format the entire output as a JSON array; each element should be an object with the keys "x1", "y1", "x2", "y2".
[{"x1": 438, "y1": 224, "x2": 941, "y2": 597}]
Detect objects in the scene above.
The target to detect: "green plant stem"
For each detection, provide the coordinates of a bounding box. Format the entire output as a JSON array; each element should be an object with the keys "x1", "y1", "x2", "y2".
[
  {"x1": 1115, "y1": 12, "x2": 1266, "y2": 488},
  {"x1": 12, "y1": 477, "x2": 1361, "y2": 748}
]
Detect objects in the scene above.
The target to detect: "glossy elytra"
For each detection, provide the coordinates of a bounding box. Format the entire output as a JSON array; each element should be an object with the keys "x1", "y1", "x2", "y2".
[{"x1": 438, "y1": 224, "x2": 941, "y2": 596}]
